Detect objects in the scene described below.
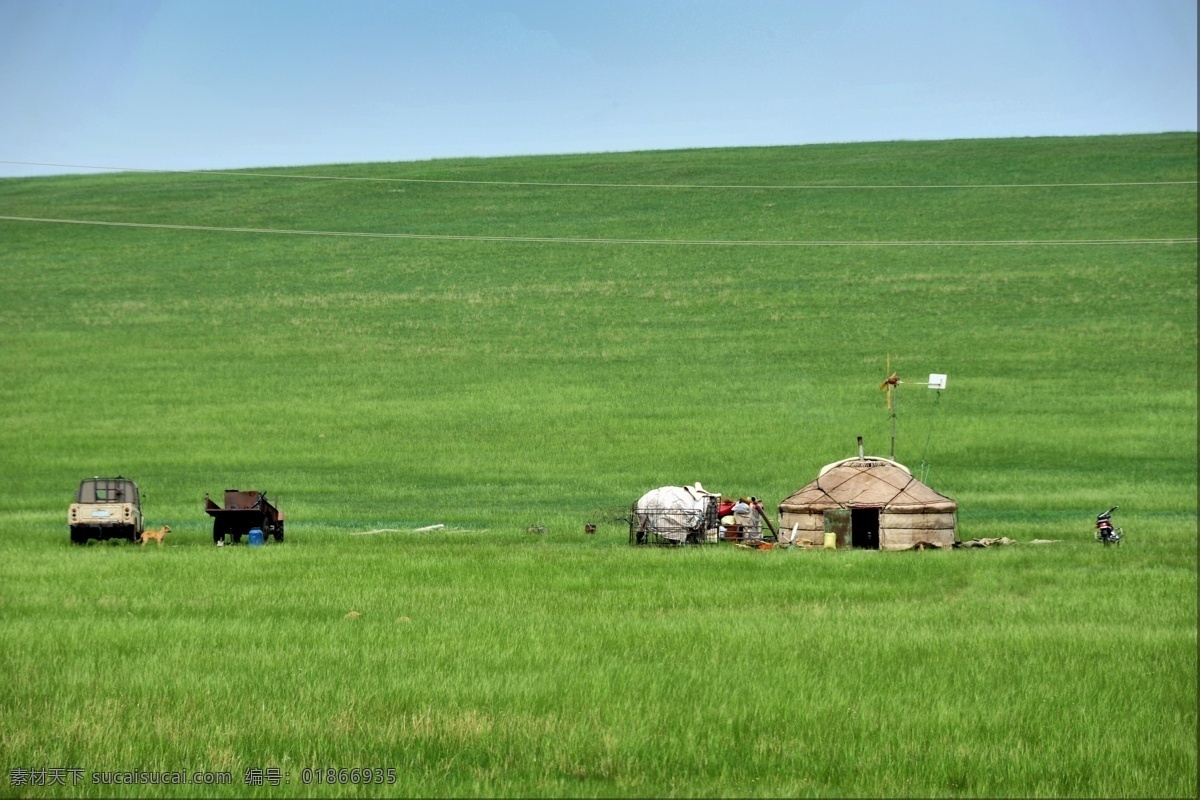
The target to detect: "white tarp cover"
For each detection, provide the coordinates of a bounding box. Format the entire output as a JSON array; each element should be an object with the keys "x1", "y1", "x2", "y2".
[{"x1": 635, "y1": 484, "x2": 716, "y2": 543}]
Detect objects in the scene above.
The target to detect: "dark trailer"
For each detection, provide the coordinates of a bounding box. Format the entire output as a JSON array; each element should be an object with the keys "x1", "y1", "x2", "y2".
[{"x1": 205, "y1": 489, "x2": 284, "y2": 544}]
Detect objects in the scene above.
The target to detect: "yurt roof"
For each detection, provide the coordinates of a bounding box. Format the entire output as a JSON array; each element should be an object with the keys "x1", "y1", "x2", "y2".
[{"x1": 779, "y1": 456, "x2": 957, "y2": 513}]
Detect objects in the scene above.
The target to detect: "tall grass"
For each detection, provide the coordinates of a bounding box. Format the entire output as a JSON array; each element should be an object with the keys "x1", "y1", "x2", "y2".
[{"x1": 1, "y1": 531, "x2": 1194, "y2": 797}]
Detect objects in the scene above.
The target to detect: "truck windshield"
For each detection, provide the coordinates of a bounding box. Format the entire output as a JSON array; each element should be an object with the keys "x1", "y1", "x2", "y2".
[{"x1": 76, "y1": 479, "x2": 139, "y2": 504}]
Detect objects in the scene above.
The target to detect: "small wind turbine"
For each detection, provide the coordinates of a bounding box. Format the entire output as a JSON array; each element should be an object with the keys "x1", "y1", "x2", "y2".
[{"x1": 879, "y1": 355, "x2": 947, "y2": 460}]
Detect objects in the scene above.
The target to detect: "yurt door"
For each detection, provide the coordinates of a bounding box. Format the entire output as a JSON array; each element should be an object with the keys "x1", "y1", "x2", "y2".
[
  {"x1": 851, "y1": 508, "x2": 881, "y2": 549},
  {"x1": 823, "y1": 509, "x2": 851, "y2": 548}
]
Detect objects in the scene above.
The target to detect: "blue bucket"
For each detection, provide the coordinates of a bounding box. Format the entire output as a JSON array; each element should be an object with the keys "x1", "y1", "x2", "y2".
[{"x1": 248, "y1": 528, "x2": 264, "y2": 546}]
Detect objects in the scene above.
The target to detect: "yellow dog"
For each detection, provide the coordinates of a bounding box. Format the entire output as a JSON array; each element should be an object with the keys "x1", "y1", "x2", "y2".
[{"x1": 140, "y1": 525, "x2": 170, "y2": 546}]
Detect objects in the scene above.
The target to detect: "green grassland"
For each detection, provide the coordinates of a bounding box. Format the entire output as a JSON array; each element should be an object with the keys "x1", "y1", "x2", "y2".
[{"x1": 0, "y1": 133, "x2": 1196, "y2": 797}]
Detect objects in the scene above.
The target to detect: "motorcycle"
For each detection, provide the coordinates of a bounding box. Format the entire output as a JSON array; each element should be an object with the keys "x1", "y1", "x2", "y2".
[{"x1": 1094, "y1": 506, "x2": 1122, "y2": 546}]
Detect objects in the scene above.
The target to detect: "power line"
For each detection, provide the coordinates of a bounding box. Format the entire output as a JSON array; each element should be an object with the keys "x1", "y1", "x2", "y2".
[
  {"x1": 0, "y1": 160, "x2": 1194, "y2": 191},
  {"x1": 2, "y1": 215, "x2": 1195, "y2": 247}
]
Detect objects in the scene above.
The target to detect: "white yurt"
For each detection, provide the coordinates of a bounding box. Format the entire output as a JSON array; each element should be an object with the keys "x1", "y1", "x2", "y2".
[{"x1": 777, "y1": 456, "x2": 957, "y2": 550}]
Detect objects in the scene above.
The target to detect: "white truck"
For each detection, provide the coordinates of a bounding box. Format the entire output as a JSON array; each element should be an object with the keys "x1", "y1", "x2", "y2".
[{"x1": 69, "y1": 477, "x2": 143, "y2": 544}]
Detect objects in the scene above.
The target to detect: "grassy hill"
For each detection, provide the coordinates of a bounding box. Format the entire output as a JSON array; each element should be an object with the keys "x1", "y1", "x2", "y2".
[
  {"x1": 0, "y1": 133, "x2": 1195, "y2": 530},
  {"x1": 0, "y1": 134, "x2": 1196, "y2": 796}
]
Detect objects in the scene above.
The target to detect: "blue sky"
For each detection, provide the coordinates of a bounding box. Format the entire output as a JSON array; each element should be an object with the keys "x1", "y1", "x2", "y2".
[{"x1": 0, "y1": 0, "x2": 1195, "y2": 177}]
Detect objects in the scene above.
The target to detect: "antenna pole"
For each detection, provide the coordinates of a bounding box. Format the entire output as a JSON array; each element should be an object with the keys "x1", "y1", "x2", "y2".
[
  {"x1": 918, "y1": 388, "x2": 944, "y2": 483},
  {"x1": 888, "y1": 354, "x2": 895, "y2": 458},
  {"x1": 890, "y1": 388, "x2": 897, "y2": 459},
  {"x1": 881, "y1": 353, "x2": 899, "y2": 459}
]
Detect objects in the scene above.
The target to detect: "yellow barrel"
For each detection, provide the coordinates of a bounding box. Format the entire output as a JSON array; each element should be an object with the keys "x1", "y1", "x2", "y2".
[{"x1": 824, "y1": 532, "x2": 837, "y2": 550}]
